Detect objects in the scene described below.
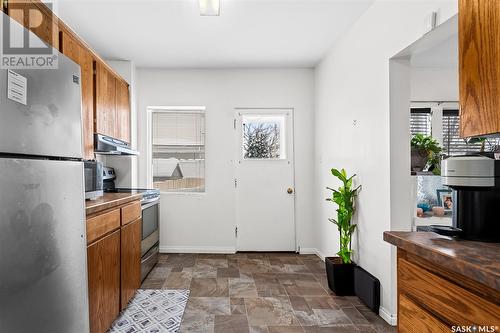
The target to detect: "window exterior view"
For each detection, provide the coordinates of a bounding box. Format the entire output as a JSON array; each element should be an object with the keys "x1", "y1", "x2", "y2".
[
  {"x1": 242, "y1": 115, "x2": 286, "y2": 160},
  {"x1": 151, "y1": 110, "x2": 205, "y2": 192},
  {"x1": 243, "y1": 122, "x2": 281, "y2": 159}
]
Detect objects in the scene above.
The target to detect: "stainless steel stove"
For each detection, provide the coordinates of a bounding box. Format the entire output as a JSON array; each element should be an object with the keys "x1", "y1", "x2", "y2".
[{"x1": 103, "y1": 167, "x2": 160, "y2": 281}]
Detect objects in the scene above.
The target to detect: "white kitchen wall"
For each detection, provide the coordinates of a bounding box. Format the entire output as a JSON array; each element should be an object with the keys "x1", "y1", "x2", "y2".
[
  {"x1": 314, "y1": 0, "x2": 457, "y2": 324},
  {"x1": 411, "y1": 66, "x2": 458, "y2": 102},
  {"x1": 136, "y1": 69, "x2": 315, "y2": 253}
]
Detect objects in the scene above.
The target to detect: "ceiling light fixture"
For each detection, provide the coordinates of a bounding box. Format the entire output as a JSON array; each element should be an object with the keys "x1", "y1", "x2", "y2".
[{"x1": 199, "y1": 0, "x2": 220, "y2": 16}]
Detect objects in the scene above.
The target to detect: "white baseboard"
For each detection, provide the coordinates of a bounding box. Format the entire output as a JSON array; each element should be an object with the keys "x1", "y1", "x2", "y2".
[
  {"x1": 301, "y1": 248, "x2": 396, "y2": 327},
  {"x1": 299, "y1": 247, "x2": 325, "y2": 260},
  {"x1": 159, "y1": 246, "x2": 236, "y2": 254},
  {"x1": 379, "y1": 306, "x2": 397, "y2": 326}
]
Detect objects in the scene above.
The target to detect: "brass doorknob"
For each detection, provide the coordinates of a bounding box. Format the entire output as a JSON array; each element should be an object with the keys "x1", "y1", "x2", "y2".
[{"x1": 287, "y1": 188, "x2": 294, "y2": 194}]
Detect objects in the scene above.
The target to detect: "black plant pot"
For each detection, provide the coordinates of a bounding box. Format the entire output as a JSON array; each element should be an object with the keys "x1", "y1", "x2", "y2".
[{"x1": 325, "y1": 257, "x2": 355, "y2": 296}]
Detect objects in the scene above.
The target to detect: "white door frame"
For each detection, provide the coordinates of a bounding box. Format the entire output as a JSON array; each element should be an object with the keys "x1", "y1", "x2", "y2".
[{"x1": 233, "y1": 107, "x2": 297, "y2": 252}]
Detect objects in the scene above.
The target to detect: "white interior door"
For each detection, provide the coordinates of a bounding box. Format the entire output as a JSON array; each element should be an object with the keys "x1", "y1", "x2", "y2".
[{"x1": 235, "y1": 108, "x2": 295, "y2": 251}]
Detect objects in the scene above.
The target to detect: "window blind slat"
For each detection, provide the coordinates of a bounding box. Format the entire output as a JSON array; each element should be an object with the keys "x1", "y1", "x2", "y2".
[
  {"x1": 410, "y1": 113, "x2": 431, "y2": 136},
  {"x1": 443, "y1": 112, "x2": 500, "y2": 154}
]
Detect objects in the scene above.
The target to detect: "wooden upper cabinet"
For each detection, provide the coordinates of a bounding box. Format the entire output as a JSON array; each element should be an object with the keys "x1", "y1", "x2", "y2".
[
  {"x1": 5, "y1": 0, "x2": 132, "y2": 145},
  {"x1": 60, "y1": 30, "x2": 95, "y2": 160},
  {"x1": 7, "y1": 0, "x2": 59, "y2": 49},
  {"x1": 95, "y1": 61, "x2": 117, "y2": 138},
  {"x1": 96, "y1": 61, "x2": 131, "y2": 142},
  {"x1": 459, "y1": 0, "x2": 500, "y2": 137},
  {"x1": 116, "y1": 79, "x2": 131, "y2": 143}
]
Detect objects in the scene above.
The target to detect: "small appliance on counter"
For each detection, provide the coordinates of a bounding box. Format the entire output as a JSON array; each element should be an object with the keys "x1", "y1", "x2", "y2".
[
  {"x1": 84, "y1": 161, "x2": 103, "y2": 200},
  {"x1": 94, "y1": 133, "x2": 139, "y2": 156},
  {"x1": 439, "y1": 155, "x2": 500, "y2": 242},
  {"x1": 103, "y1": 166, "x2": 161, "y2": 280}
]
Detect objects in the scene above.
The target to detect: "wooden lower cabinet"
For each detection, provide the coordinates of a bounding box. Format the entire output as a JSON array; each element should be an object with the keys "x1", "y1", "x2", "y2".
[
  {"x1": 397, "y1": 249, "x2": 500, "y2": 332},
  {"x1": 120, "y1": 218, "x2": 142, "y2": 310},
  {"x1": 87, "y1": 230, "x2": 121, "y2": 333},
  {"x1": 86, "y1": 199, "x2": 143, "y2": 333},
  {"x1": 399, "y1": 294, "x2": 449, "y2": 333}
]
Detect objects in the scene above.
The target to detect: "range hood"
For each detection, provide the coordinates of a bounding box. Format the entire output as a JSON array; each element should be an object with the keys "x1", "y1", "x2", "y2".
[{"x1": 94, "y1": 134, "x2": 139, "y2": 156}]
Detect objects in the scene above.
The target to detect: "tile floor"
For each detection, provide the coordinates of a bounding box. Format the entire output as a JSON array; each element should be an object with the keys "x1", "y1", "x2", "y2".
[{"x1": 141, "y1": 252, "x2": 395, "y2": 333}]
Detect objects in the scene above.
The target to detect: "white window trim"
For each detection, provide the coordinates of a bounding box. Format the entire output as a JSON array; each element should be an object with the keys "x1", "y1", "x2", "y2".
[{"x1": 146, "y1": 106, "x2": 207, "y2": 195}]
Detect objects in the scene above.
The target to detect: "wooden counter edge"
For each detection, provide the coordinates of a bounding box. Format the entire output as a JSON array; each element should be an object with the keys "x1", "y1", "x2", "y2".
[{"x1": 86, "y1": 193, "x2": 143, "y2": 216}]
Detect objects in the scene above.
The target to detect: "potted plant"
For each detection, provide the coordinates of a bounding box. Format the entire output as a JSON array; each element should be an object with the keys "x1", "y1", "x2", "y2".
[
  {"x1": 325, "y1": 168, "x2": 361, "y2": 296},
  {"x1": 410, "y1": 134, "x2": 441, "y2": 172}
]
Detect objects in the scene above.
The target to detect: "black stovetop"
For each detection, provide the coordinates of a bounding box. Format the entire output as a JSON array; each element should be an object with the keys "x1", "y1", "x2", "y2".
[{"x1": 105, "y1": 187, "x2": 160, "y2": 204}]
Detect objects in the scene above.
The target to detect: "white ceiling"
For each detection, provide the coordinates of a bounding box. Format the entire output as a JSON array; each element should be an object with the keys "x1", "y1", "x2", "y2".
[{"x1": 56, "y1": 0, "x2": 373, "y2": 68}]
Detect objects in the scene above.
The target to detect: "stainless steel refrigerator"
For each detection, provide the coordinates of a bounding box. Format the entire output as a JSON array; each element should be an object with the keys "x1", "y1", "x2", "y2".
[{"x1": 0, "y1": 13, "x2": 90, "y2": 333}]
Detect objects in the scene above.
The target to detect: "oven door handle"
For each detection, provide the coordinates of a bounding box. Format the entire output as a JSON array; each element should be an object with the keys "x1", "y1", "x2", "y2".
[{"x1": 142, "y1": 244, "x2": 159, "y2": 263}]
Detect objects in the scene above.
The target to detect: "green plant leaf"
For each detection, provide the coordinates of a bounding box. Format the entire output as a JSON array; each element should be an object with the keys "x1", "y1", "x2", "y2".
[
  {"x1": 326, "y1": 167, "x2": 360, "y2": 264},
  {"x1": 331, "y1": 168, "x2": 345, "y2": 182}
]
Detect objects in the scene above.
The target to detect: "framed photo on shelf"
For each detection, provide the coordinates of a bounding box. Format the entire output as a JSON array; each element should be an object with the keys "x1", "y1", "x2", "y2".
[{"x1": 437, "y1": 189, "x2": 453, "y2": 212}]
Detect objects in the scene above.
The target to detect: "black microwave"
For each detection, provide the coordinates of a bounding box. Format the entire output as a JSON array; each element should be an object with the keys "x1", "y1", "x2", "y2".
[{"x1": 84, "y1": 161, "x2": 103, "y2": 200}]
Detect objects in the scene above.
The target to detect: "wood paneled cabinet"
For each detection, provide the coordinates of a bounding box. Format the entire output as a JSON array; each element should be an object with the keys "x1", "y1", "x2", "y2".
[
  {"x1": 116, "y1": 79, "x2": 131, "y2": 143},
  {"x1": 86, "y1": 199, "x2": 142, "y2": 333},
  {"x1": 95, "y1": 61, "x2": 117, "y2": 139},
  {"x1": 459, "y1": 0, "x2": 500, "y2": 137},
  {"x1": 60, "y1": 30, "x2": 95, "y2": 160},
  {"x1": 4, "y1": 0, "x2": 132, "y2": 155},
  {"x1": 397, "y1": 249, "x2": 500, "y2": 332},
  {"x1": 120, "y1": 218, "x2": 142, "y2": 310},
  {"x1": 87, "y1": 230, "x2": 121, "y2": 333},
  {"x1": 95, "y1": 62, "x2": 131, "y2": 143}
]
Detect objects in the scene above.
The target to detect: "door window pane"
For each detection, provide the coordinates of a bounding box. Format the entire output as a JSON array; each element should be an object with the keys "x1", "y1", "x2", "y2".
[{"x1": 242, "y1": 115, "x2": 286, "y2": 159}]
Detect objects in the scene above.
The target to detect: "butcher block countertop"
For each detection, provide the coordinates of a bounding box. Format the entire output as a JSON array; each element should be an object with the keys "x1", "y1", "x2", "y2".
[
  {"x1": 85, "y1": 192, "x2": 142, "y2": 216},
  {"x1": 384, "y1": 231, "x2": 500, "y2": 292}
]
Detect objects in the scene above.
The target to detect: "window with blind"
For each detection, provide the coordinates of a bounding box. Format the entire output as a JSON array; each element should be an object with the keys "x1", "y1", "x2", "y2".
[
  {"x1": 442, "y1": 110, "x2": 500, "y2": 155},
  {"x1": 410, "y1": 108, "x2": 431, "y2": 136},
  {"x1": 151, "y1": 110, "x2": 205, "y2": 192}
]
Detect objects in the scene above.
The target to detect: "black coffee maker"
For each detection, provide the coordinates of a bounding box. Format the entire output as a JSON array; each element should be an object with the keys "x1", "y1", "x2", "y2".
[{"x1": 441, "y1": 155, "x2": 500, "y2": 242}]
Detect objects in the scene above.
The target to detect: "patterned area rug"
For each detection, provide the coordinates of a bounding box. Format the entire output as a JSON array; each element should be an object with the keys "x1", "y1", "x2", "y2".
[{"x1": 108, "y1": 289, "x2": 190, "y2": 333}]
